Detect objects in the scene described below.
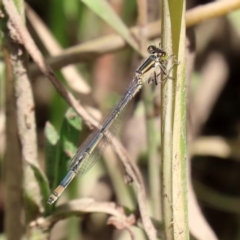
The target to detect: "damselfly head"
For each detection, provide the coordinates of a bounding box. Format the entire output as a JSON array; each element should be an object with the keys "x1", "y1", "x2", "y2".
[
  {"x1": 147, "y1": 45, "x2": 166, "y2": 57},
  {"x1": 147, "y1": 45, "x2": 157, "y2": 54}
]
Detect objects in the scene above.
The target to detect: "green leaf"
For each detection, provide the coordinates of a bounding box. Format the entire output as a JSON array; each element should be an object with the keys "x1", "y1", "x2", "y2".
[
  {"x1": 27, "y1": 161, "x2": 52, "y2": 216},
  {"x1": 44, "y1": 108, "x2": 82, "y2": 208},
  {"x1": 80, "y1": 0, "x2": 142, "y2": 55},
  {"x1": 44, "y1": 122, "x2": 60, "y2": 191},
  {"x1": 58, "y1": 107, "x2": 82, "y2": 182}
]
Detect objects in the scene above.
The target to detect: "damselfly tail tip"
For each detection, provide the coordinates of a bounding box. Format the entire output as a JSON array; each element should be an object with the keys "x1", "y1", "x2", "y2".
[
  {"x1": 47, "y1": 185, "x2": 65, "y2": 204},
  {"x1": 47, "y1": 195, "x2": 57, "y2": 205}
]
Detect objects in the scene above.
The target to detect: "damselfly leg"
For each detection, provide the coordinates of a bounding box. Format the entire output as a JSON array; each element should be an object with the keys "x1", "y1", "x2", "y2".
[{"x1": 146, "y1": 44, "x2": 179, "y2": 84}]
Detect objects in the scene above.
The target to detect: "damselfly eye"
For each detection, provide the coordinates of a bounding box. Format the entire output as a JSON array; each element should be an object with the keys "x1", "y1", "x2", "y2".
[{"x1": 147, "y1": 45, "x2": 156, "y2": 54}]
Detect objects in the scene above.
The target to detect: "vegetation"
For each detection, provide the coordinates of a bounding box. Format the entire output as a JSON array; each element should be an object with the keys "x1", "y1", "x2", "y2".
[{"x1": 1, "y1": 0, "x2": 240, "y2": 239}]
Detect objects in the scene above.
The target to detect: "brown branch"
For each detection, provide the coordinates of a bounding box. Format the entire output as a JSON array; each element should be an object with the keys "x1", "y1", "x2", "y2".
[
  {"x1": 136, "y1": 0, "x2": 148, "y2": 51},
  {"x1": 186, "y1": 0, "x2": 240, "y2": 27},
  {"x1": 4, "y1": 47, "x2": 23, "y2": 240},
  {"x1": 30, "y1": 199, "x2": 136, "y2": 240},
  {"x1": 4, "y1": 12, "x2": 44, "y2": 225}
]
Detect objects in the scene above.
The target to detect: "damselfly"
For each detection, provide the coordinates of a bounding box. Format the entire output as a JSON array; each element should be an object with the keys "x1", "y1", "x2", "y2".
[{"x1": 48, "y1": 45, "x2": 171, "y2": 204}]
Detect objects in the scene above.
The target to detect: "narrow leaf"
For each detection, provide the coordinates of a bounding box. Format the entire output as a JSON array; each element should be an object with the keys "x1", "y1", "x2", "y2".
[
  {"x1": 27, "y1": 161, "x2": 52, "y2": 216},
  {"x1": 80, "y1": 0, "x2": 142, "y2": 55},
  {"x1": 44, "y1": 122, "x2": 60, "y2": 191},
  {"x1": 58, "y1": 108, "x2": 82, "y2": 183}
]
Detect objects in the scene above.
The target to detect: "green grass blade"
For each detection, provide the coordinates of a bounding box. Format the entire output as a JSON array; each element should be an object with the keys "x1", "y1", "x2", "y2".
[
  {"x1": 27, "y1": 161, "x2": 52, "y2": 216},
  {"x1": 80, "y1": 0, "x2": 142, "y2": 55},
  {"x1": 58, "y1": 107, "x2": 82, "y2": 182},
  {"x1": 44, "y1": 122, "x2": 60, "y2": 191},
  {"x1": 58, "y1": 108, "x2": 82, "y2": 239},
  {"x1": 169, "y1": 0, "x2": 189, "y2": 239},
  {"x1": 161, "y1": 0, "x2": 189, "y2": 239}
]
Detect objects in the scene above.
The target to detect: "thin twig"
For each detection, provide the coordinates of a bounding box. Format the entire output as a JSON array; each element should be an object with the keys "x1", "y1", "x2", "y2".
[
  {"x1": 191, "y1": 137, "x2": 240, "y2": 160},
  {"x1": 137, "y1": 0, "x2": 162, "y2": 224},
  {"x1": 136, "y1": 0, "x2": 148, "y2": 51},
  {"x1": 186, "y1": 0, "x2": 240, "y2": 27},
  {"x1": 30, "y1": 198, "x2": 136, "y2": 240},
  {"x1": 136, "y1": 1, "x2": 159, "y2": 238},
  {"x1": 109, "y1": 139, "x2": 158, "y2": 240}
]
